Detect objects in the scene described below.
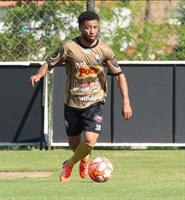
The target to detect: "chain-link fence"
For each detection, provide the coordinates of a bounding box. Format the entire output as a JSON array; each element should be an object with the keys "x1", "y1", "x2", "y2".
[{"x1": 0, "y1": 0, "x2": 185, "y2": 61}]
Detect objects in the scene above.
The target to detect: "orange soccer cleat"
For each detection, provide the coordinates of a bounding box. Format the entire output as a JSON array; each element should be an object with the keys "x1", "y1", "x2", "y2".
[
  {"x1": 59, "y1": 161, "x2": 73, "y2": 182},
  {"x1": 79, "y1": 160, "x2": 89, "y2": 178}
]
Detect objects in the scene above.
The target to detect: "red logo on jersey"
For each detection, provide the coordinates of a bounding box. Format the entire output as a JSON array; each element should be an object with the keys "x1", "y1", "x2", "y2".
[
  {"x1": 76, "y1": 66, "x2": 102, "y2": 79},
  {"x1": 73, "y1": 79, "x2": 101, "y2": 92}
]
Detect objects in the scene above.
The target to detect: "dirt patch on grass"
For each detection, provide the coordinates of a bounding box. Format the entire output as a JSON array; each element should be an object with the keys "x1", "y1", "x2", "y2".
[{"x1": 0, "y1": 172, "x2": 53, "y2": 179}]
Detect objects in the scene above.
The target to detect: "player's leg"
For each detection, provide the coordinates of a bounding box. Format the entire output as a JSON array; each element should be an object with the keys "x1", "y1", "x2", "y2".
[
  {"x1": 65, "y1": 131, "x2": 98, "y2": 179},
  {"x1": 60, "y1": 103, "x2": 103, "y2": 181},
  {"x1": 79, "y1": 131, "x2": 100, "y2": 178},
  {"x1": 66, "y1": 103, "x2": 103, "y2": 168},
  {"x1": 66, "y1": 133, "x2": 92, "y2": 178},
  {"x1": 59, "y1": 105, "x2": 82, "y2": 182},
  {"x1": 60, "y1": 135, "x2": 95, "y2": 181},
  {"x1": 77, "y1": 103, "x2": 103, "y2": 178},
  {"x1": 68, "y1": 134, "x2": 90, "y2": 177},
  {"x1": 68, "y1": 135, "x2": 82, "y2": 151},
  {"x1": 67, "y1": 131, "x2": 98, "y2": 165}
]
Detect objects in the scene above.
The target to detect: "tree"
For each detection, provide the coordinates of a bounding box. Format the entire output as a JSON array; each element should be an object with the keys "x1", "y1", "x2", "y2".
[
  {"x1": 0, "y1": 0, "x2": 84, "y2": 61},
  {"x1": 97, "y1": 1, "x2": 178, "y2": 61},
  {"x1": 0, "y1": 0, "x2": 182, "y2": 61},
  {"x1": 169, "y1": 0, "x2": 185, "y2": 60}
]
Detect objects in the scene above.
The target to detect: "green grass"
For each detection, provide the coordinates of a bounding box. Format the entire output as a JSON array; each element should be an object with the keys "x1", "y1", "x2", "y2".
[{"x1": 0, "y1": 150, "x2": 185, "y2": 200}]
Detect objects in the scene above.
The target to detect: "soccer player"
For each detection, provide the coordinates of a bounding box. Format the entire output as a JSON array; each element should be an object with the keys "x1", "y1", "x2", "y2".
[{"x1": 29, "y1": 11, "x2": 132, "y2": 182}]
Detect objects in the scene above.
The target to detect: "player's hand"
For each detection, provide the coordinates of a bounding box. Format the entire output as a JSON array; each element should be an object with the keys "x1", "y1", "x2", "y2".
[
  {"x1": 29, "y1": 75, "x2": 41, "y2": 87},
  {"x1": 122, "y1": 102, "x2": 132, "y2": 121}
]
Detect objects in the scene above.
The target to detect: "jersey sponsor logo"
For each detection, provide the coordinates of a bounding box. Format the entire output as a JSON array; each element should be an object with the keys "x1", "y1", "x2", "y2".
[
  {"x1": 76, "y1": 65, "x2": 102, "y2": 79},
  {"x1": 73, "y1": 79, "x2": 101, "y2": 92},
  {"x1": 51, "y1": 48, "x2": 60, "y2": 59},
  {"x1": 94, "y1": 115, "x2": 103, "y2": 123},
  {"x1": 80, "y1": 95, "x2": 100, "y2": 102},
  {"x1": 111, "y1": 55, "x2": 119, "y2": 68},
  {"x1": 95, "y1": 54, "x2": 102, "y2": 64}
]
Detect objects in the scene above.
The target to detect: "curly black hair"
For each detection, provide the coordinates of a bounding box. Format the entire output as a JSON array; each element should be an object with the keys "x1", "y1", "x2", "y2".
[{"x1": 78, "y1": 11, "x2": 99, "y2": 26}]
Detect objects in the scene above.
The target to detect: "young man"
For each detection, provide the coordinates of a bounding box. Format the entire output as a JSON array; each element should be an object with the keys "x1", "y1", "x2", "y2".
[{"x1": 29, "y1": 11, "x2": 132, "y2": 182}]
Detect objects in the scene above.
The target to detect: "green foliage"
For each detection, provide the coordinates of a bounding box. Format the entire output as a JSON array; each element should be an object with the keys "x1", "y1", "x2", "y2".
[
  {"x1": 0, "y1": 1, "x2": 184, "y2": 61},
  {"x1": 0, "y1": 0, "x2": 84, "y2": 61},
  {"x1": 123, "y1": 4, "x2": 176, "y2": 60},
  {"x1": 0, "y1": 145, "x2": 41, "y2": 151},
  {"x1": 170, "y1": 0, "x2": 185, "y2": 60},
  {"x1": 147, "y1": 146, "x2": 179, "y2": 150},
  {"x1": 96, "y1": 1, "x2": 179, "y2": 61}
]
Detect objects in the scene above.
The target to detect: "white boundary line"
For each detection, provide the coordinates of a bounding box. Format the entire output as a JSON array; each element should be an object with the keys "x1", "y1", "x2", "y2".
[
  {"x1": 0, "y1": 143, "x2": 41, "y2": 146},
  {"x1": 0, "y1": 61, "x2": 185, "y2": 66},
  {"x1": 50, "y1": 143, "x2": 185, "y2": 147},
  {"x1": 0, "y1": 62, "x2": 44, "y2": 65},
  {"x1": 118, "y1": 61, "x2": 185, "y2": 65},
  {"x1": 0, "y1": 142, "x2": 184, "y2": 147}
]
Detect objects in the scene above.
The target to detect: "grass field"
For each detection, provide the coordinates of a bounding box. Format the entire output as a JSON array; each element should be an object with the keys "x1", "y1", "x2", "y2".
[{"x1": 0, "y1": 149, "x2": 185, "y2": 200}]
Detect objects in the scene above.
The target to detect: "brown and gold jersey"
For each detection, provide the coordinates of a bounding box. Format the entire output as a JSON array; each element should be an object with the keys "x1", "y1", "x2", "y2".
[{"x1": 47, "y1": 37, "x2": 123, "y2": 109}]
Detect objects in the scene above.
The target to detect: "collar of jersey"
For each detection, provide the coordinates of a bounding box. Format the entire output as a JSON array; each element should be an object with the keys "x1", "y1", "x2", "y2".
[{"x1": 76, "y1": 36, "x2": 99, "y2": 49}]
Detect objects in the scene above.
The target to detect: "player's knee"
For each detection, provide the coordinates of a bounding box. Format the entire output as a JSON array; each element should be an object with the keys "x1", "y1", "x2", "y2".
[
  {"x1": 68, "y1": 140, "x2": 81, "y2": 150},
  {"x1": 84, "y1": 131, "x2": 99, "y2": 144},
  {"x1": 69, "y1": 142, "x2": 80, "y2": 150},
  {"x1": 68, "y1": 135, "x2": 81, "y2": 149}
]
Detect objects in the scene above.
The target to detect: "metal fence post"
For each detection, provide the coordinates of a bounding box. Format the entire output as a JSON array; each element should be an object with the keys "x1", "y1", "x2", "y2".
[{"x1": 86, "y1": 0, "x2": 95, "y2": 12}]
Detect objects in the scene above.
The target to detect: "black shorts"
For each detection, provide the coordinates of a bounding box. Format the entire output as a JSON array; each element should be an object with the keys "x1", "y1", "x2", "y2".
[{"x1": 64, "y1": 103, "x2": 103, "y2": 136}]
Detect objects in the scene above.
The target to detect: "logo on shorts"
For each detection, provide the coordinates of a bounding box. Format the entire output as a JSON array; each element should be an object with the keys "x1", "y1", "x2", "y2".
[
  {"x1": 65, "y1": 120, "x2": 69, "y2": 129},
  {"x1": 94, "y1": 115, "x2": 103, "y2": 123}
]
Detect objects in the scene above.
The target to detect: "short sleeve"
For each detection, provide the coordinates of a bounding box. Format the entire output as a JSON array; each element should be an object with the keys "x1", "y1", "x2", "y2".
[
  {"x1": 104, "y1": 48, "x2": 122, "y2": 76},
  {"x1": 47, "y1": 44, "x2": 66, "y2": 68}
]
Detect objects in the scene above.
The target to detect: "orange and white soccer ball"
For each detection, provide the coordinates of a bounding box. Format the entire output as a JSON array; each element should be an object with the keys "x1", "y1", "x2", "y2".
[{"x1": 88, "y1": 157, "x2": 113, "y2": 183}]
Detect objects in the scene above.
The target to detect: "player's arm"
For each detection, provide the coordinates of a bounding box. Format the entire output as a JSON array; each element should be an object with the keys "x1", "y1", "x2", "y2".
[
  {"x1": 114, "y1": 73, "x2": 132, "y2": 120},
  {"x1": 29, "y1": 62, "x2": 50, "y2": 87}
]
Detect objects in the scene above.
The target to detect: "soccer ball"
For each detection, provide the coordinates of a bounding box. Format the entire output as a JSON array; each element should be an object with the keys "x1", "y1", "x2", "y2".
[{"x1": 88, "y1": 157, "x2": 113, "y2": 183}]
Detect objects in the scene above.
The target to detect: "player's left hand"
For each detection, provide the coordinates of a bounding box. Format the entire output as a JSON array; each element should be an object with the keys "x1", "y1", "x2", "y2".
[{"x1": 122, "y1": 103, "x2": 132, "y2": 121}]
